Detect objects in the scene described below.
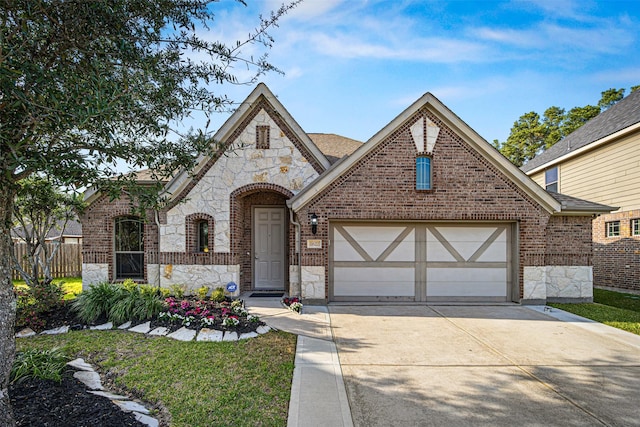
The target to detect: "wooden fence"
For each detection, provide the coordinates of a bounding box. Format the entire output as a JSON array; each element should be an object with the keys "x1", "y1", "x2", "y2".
[{"x1": 12, "y1": 243, "x2": 83, "y2": 280}]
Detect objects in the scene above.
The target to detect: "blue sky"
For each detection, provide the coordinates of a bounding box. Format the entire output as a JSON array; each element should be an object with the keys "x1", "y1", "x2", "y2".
[{"x1": 202, "y1": 0, "x2": 640, "y2": 144}]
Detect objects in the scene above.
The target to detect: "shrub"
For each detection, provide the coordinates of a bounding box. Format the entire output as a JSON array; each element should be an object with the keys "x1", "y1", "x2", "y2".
[
  {"x1": 15, "y1": 280, "x2": 65, "y2": 330},
  {"x1": 169, "y1": 284, "x2": 187, "y2": 299},
  {"x1": 196, "y1": 285, "x2": 209, "y2": 300},
  {"x1": 72, "y1": 282, "x2": 123, "y2": 323},
  {"x1": 211, "y1": 287, "x2": 225, "y2": 302},
  {"x1": 11, "y1": 347, "x2": 68, "y2": 384}
]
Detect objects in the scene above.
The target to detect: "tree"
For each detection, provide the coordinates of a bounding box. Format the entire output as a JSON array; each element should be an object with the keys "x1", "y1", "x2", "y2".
[
  {"x1": 598, "y1": 88, "x2": 625, "y2": 111},
  {"x1": 12, "y1": 177, "x2": 85, "y2": 288},
  {"x1": 0, "y1": 1, "x2": 297, "y2": 424},
  {"x1": 495, "y1": 87, "x2": 637, "y2": 166}
]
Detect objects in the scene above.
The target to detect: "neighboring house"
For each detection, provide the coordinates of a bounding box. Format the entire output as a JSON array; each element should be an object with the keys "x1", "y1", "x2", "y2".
[
  {"x1": 12, "y1": 219, "x2": 83, "y2": 245},
  {"x1": 81, "y1": 83, "x2": 612, "y2": 304},
  {"x1": 522, "y1": 90, "x2": 640, "y2": 293}
]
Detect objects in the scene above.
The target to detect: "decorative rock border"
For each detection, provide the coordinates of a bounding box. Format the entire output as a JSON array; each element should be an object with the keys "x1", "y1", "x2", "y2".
[
  {"x1": 67, "y1": 358, "x2": 159, "y2": 427},
  {"x1": 16, "y1": 322, "x2": 272, "y2": 342}
]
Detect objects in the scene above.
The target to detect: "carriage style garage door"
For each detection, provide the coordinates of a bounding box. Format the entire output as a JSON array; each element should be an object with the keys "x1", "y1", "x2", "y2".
[{"x1": 330, "y1": 222, "x2": 514, "y2": 302}]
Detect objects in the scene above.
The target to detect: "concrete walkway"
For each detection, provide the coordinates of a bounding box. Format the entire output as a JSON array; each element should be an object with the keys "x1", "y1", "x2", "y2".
[{"x1": 244, "y1": 296, "x2": 353, "y2": 427}]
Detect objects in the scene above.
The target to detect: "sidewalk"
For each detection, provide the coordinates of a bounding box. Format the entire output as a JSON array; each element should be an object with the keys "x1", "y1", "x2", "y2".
[{"x1": 244, "y1": 296, "x2": 353, "y2": 427}]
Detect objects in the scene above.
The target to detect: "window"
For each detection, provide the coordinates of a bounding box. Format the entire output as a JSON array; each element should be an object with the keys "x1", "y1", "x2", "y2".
[
  {"x1": 633, "y1": 219, "x2": 640, "y2": 236},
  {"x1": 545, "y1": 167, "x2": 558, "y2": 192},
  {"x1": 416, "y1": 156, "x2": 432, "y2": 190},
  {"x1": 256, "y1": 125, "x2": 270, "y2": 149},
  {"x1": 197, "y1": 220, "x2": 209, "y2": 252},
  {"x1": 114, "y1": 217, "x2": 144, "y2": 279},
  {"x1": 606, "y1": 221, "x2": 620, "y2": 238}
]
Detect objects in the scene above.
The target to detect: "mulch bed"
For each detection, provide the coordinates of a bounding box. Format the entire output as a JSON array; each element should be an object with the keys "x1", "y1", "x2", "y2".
[{"x1": 9, "y1": 368, "x2": 145, "y2": 427}]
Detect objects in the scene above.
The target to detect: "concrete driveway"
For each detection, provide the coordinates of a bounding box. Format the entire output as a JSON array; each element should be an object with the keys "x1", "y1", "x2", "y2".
[{"x1": 329, "y1": 305, "x2": 640, "y2": 427}]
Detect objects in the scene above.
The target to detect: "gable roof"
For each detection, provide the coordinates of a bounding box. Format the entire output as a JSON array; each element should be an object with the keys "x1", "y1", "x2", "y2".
[
  {"x1": 308, "y1": 133, "x2": 363, "y2": 164},
  {"x1": 522, "y1": 89, "x2": 640, "y2": 174},
  {"x1": 162, "y1": 83, "x2": 332, "y2": 201},
  {"x1": 289, "y1": 92, "x2": 563, "y2": 214}
]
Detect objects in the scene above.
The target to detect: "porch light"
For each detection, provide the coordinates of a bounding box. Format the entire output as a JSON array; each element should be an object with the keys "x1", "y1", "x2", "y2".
[{"x1": 310, "y1": 213, "x2": 318, "y2": 235}]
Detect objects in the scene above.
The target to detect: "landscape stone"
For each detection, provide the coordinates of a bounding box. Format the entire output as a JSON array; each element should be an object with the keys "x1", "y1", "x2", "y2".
[
  {"x1": 196, "y1": 328, "x2": 223, "y2": 342},
  {"x1": 239, "y1": 332, "x2": 258, "y2": 340},
  {"x1": 256, "y1": 325, "x2": 271, "y2": 334},
  {"x1": 129, "y1": 321, "x2": 151, "y2": 334},
  {"x1": 118, "y1": 321, "x2": 132, "y2": 329},
  {"x1": 223, "y1": 331, "x2": 238, "y2": 341},
  {"x1": 90, "y1": 322, "x2": 113, "y2": 330},
  {"x1": 114, "y1": 400, "x2": 150, "y2": 414},
  {"x1": 88, "y1": 390, "x2": 130, "y2": 400},
  {"x1": 73, "y1": 371, "x2": 104, "y2": 390},
  {"x1": 167, "y1": 327, "x2": 196, "y2": 341},
  {"x1": 15, "y1": 328, "x2": 36, "y2": 338},
  {"x1": 135, "y1": 412, "x2": 160, "y2": 427},
  {"x1": 148, "y1": 327, "x2": 169, "y2": 336},
  {"x1": 40, "y1": 325, "x2": 69, "y2": 335},
  {"x1": 67, "y1": 358, "x2": 94, "y2": 372}
]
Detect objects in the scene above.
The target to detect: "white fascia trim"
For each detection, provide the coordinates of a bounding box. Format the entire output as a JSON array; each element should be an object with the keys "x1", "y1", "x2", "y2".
[
  {"x1": 290, "y1": 93, "x2": 561, "y2": 214},
  {"x1": 163, "y1": 83, "x2": 331, "y2": 201},
  {"x1": 525, "y1": 122, "x2": 640, "y2": 176}
]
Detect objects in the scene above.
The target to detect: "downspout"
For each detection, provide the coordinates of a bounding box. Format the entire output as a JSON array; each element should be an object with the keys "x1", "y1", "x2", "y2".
[
  {"x1": 289, "y1": 208, "x2": 302, "y2": 298},
  {"x1": 154, "y1": 209, "x2": 161, "y2": 292}
]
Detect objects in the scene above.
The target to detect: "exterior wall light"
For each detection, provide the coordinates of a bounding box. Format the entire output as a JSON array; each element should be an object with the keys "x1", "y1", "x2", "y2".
[{"x1": 310, "y1": 213, "x2": 318, "y2": 235}]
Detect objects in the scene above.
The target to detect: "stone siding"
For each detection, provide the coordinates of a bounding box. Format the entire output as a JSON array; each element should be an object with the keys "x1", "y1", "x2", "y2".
[
  {"x1": 162, "y1": 107, "x2": 319, "y2": 253},
  {"x1": 523, "y1": 266, "x2": 594, "y2": 303},
  {"x1": 81, "y1": 264, "x2": 109, "y2": 290}
]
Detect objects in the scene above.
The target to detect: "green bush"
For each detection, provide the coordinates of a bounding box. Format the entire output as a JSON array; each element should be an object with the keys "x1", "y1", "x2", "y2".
[
  {"x1": 196, "y1": 285, "x2": 209, "y2": 300},
  {"x1": 74, "y1": 281, "x2": 165, "y2": 325},
  {"x1": 15, "y1": 280, "x2": 66, "y2": 331},
  {"x1": 169, "y1": 284, "x2": 187, "y2": 299},
  {"x1": 11, "y1": 347, "x2": 68, "y2": 384},
  {"x1": 211, "y1": 287, "x2": 225, "y2": 302},
  {"x1": 72, "y1": 282, "x2": 123, "y2": 323}
]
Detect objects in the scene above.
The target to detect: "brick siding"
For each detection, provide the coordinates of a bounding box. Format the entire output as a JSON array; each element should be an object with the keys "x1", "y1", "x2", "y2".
[{"x1": 593, "y1": 210, "x2": 640, "y2": 292}]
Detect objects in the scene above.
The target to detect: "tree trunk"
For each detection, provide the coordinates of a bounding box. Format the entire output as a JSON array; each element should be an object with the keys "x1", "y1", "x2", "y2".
[{"x1": 0, "y1": 183, "x2": 17, "y2": 427}]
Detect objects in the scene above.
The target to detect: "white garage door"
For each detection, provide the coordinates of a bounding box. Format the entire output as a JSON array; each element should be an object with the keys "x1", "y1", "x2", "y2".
[{"x1": 330, "y1": 222, "x2": 513, "y2": 302}]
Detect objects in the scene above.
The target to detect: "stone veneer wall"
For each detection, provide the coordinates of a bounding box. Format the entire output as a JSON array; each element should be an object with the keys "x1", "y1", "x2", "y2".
[
  {"x1": 161, "y1": 107, "x2": 319, "y2": 253},
  {"x1": 81, "y1": 264, "x2": 109, "y2": 290},
  {"x1": 523, "y1": 266, "x2": 593, "y2": 303},
  {"x1": 147, "y1": 264, "x2": 239, "y2": 295},
  {"x1": 593, "y1": 210, "x2": 640, "y2": 292}
]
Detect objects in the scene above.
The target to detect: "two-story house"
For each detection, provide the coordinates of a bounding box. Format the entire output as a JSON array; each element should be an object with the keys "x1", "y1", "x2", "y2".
[{"x1": 522, "y1": 89, "x2": 640, "y2": 293}]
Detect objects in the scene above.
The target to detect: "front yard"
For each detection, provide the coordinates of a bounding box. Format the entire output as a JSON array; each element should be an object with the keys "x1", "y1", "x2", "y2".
[
  {"x1": 16, "y1": 330, "x2": 296, "y2": 426},
  {"x1": 550, "y1": 288, "x2": 640, "y2": 335}
]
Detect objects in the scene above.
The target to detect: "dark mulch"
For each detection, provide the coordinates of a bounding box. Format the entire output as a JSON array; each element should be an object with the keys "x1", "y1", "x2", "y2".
[{"x1": 9, "y1": 368, "x2": 145, "y2": 427}]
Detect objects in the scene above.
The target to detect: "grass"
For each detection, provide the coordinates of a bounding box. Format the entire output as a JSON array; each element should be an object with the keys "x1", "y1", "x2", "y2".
[
  {"x1": 550, "y1": 288, "x2": 640, "y2": 335},
  {"x1": 17, "y1": 330, "x2": 296, "y2": 427},
  {"x1": 13, "y1": 276, "x2": 82, "y2": 301}
]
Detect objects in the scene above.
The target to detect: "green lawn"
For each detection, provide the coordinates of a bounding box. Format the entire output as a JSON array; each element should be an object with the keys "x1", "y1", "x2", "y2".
[
  {"x1": 13, "y1": 276, "x2": 82, "y2": 300},
  {"x1": 17, "y1": 330, "x2": 296, "y2": 427},
  {"x1": 550, "y1": 288, "x2": 640, "y2": 335}
]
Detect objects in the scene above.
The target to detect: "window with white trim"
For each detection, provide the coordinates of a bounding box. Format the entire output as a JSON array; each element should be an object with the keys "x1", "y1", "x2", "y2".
[
  {"x1": 416, "y1": 156, "x2": 432, "y2": 190},
  {"x1": 606, "y1": 221, "x2": 620, "y2": 238},
  {"x1": 632, "y1": 219, "x2": 640, "y2": 236},
  {"x1": 545, "y1": 167, "x2": 558, "y2": 192}
]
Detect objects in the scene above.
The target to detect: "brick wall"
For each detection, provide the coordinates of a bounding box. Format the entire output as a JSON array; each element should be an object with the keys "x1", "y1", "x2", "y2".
[
  {"x1": 295, "y1": 107, "x2": 592, "y2": 301},
  {"x1": 544, "y1": 216, "x2": 593, "y2": 266},
  {"x1": 593, "y1": 209, "x2": 640, "y2": 292}
]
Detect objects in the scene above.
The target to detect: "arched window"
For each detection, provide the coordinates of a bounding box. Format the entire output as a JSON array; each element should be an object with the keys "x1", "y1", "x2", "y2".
[{"x1": 114, "y1": 216, "x2": 144, "y2": 279}]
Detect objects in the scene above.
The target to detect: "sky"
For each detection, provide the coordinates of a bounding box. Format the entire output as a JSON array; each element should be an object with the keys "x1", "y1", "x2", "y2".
[{"x1": 198, "y1": 0, "x2": 640, "y2": 145}]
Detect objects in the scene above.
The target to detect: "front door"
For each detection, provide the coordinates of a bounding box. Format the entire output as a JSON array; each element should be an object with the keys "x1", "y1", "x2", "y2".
[{"x1": 254, "y1": 207, "x2": 286, "y2": 289}]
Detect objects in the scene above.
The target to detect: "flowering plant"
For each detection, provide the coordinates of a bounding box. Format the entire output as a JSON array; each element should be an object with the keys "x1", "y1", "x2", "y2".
[
  {"x1": 282, "y1": 296, "x2": 303, "y2": 313},
  {"x1": 156, "y1": 297, "x2": 262, "y2": 332}
]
